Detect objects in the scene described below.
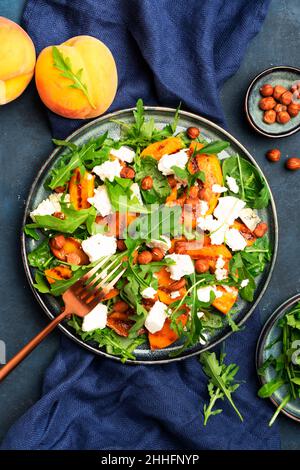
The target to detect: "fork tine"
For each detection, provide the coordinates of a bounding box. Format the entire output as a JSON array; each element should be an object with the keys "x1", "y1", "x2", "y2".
[
  {"x1": 85, "y1": 268, "x2": 126, "y2": 306},
  {"x1": 74, "y1": 256, "x2": 116, "y2": 296},
  {"x1": 80, "y1": 261, "x2": 122, "y2": 301}
]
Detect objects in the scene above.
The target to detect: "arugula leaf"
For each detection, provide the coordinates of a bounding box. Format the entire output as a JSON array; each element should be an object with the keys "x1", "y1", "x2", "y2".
[
  {"x1": 200, "y1": 351, "x2": 243, "y2": 425},
  {"x1": 52, "y1": 139, "x2": 78, "y2": 151},
  {"x1": 230, "y1": 253, "x2": 256, "y2": 302},
  {"x1": 33, "y1": 271, "x2": 50, "y2": 294},
  {"x1": 135, "y1": 156, "x2": 171, "y2": 204},
  {"x1": 127, "y1": 204, "x2": 182, "y2": 241},
  {"x1": 24, "y1": 224, "x2": 40, "y2": 240},
  {"x1": 258, "y1": 377, "x2": 286, "y2": 398},
  {"x1": 68, "y1": 315, "x2": 146, "y2": 363},
  {"x1": 28, "y1": 239, "x2": 53, "y2": 270},
  {"x1": 48, "y1": 132, "x2": 109, "y2": 189},
  {"x1": 34, "y1": 206, "x2": 96, "y2": 234},
  {"x1": 222, "y1": 155, "x2": 270, "y2": 209},
  {"x1": 52, "y1": 46, "x2": 96, "y2": 108},
  {"x1": 105, "y1": 178, "x2": 149, "y2": 214},
  {"x1": 196, "y1": 140, "x2": 230, "y2": 155},
  {"x1": 241, "y1": 237, "x2": 272, "y2": 277},
  {"x1": 171, "y1": 165, "x2": 205, "y2": 188}
]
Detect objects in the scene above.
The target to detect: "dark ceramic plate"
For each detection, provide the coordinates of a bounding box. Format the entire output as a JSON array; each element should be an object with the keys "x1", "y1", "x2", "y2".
[
  {"x1": 22, "y1": 107, "x2": 278, "y2": 364},
  {"x1": 256, "y1": 294, "x2": 300, "y2": 423},
  {"x1": 245, "y1": 66, "x2": 300, "y2": 138}
]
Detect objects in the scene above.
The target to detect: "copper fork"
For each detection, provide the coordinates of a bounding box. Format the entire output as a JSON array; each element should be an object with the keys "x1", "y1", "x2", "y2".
[{"x1": 0, "y1": 255, "x2": 126, "y2": 381}]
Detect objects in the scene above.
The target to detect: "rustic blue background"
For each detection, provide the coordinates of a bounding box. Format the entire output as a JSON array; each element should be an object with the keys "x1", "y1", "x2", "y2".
[{"x1": 0, "y1": 0, "x2": 299, "y2": 449}]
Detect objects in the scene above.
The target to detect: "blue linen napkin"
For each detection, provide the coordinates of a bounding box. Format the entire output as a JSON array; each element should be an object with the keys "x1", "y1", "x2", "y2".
[{"x1": 1, "y1": 0, "x2": 280, "y2": 450}]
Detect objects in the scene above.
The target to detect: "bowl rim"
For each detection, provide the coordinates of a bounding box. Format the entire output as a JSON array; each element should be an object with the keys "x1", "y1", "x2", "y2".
[
  {"x1": 256, "y1": 292, "x2": 300, "y2": 423},
  {"x1": 245, "y1": 65, "x2": 300, "y2": 139},
  {"x1": 21, "y1": 105, "x2": 278, "y2": 364}
]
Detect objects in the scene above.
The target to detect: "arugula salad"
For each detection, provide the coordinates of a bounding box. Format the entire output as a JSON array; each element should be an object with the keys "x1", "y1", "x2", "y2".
[
  {"x1": 24, "y1": 99, "x2": 272, "y2": 362},
  {"x1": 258, "y1": 302, "x2": 300, "y2": 426}
]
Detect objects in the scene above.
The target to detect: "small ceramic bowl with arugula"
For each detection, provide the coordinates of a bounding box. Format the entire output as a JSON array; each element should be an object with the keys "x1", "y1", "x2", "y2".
[
  {"x1": 257, "y1": 294, "x2": 300, "y2": 424},
  {"x1": 23, "y1": 100, "x2": 277, "y2": 363}
]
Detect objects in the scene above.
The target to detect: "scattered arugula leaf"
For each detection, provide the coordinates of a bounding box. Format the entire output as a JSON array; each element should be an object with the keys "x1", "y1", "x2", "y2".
[
  {"x1": 33, "y1": 271, "x2": 50, "y2": 294},
  {"x1": 200, "y1": 351, "x2": 243, "y2": 425},
  {"x1": 34, "y1": 206, "x2": 96, "y2": 234},
  {"x1": 52, "y1": 46, "x2": 96, "y2": 109}
]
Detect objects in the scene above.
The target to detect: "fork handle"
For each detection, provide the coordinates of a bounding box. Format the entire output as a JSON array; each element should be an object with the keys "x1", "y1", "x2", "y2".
[{"x1": 0, "y1": 311, "x2": 68, "y2": 382}]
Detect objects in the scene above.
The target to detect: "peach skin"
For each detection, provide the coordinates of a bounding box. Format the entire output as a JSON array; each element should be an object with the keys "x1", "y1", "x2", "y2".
[
  {"x1": 0, "y1": 17, "x2": 36, "y2": 105},
  {"x1": 35, "y1": 35, "x2": 118, "y2": 119}
]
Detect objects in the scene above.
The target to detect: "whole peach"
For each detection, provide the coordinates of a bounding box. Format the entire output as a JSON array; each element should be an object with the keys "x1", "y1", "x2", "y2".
[
  {"x1": 0, "y1": 17, "x2": 36, "y2": 104},
  {"x1": 35, "y1": 35, "x2": 118, "y2": 119}
]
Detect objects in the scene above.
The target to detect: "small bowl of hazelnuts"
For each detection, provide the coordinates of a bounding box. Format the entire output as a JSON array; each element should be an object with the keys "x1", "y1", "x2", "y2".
[{"x1": 245, "y1": 66, "x2": 300, "y2": 138}]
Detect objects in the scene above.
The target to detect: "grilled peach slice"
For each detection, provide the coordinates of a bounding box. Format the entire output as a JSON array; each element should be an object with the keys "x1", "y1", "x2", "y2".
[
  {"x1": 69, "y1": 167, "x2": 95, "y2": 210},
  {"x1": 141, "y1": 137, "x2": 183, "y2": 160}
]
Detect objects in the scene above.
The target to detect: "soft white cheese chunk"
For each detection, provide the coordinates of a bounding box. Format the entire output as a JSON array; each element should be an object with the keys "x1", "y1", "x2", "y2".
[
  {"x1": 165, "y1": 254, "x2": 194, "y2": 280},
  {"x1": 130, "y1": 182, "x2": 143, "y2": 205},
  {"x1": 110, "y1": 146, "x2": 135, "y2": 163},
  {"x1": 225, "y1": 228, "x2": 247, "y2": 251},
  {"x1": 210, "y1": 222, "x2": 229, "y2": 245},
  {"x1": 146, "y1": 235, "x2": 171, "y2": 253},
  {"x1": 213, "y1": 196, "x2": 245, "y2": 225},
  {"x1": 212, "y1": 184, "x2": 228, "y2": 193},
  {"x1": 30, "y1": 193, "x2": 69, "y2": 221},
  {"x1": 87, "y1": 186, "x2": 112, "y2": 217},
  {"x1": 199, "y1": 200, "x2": 209, "y2": 216},
  {"x1": 145, "y1": 300, "x2": 168, "y2": 334},
  {"x1": 141, "y1": 287, "x2": 157, "y2": 299},
  {"x1": 170, "y1": 290, "x2": 181, "y2": 299},
  {"x1": 239, "y1": 207, "x2": 261, "y2": 232},
  {"x1": 215, "y1": 255, "x2": 228, "y2": 281},
  {"x1": 197, "y1": 311, "x2": 205, "y2": 319},
  {"x1": 82, "y1": 303, "x2": 108, "y2": 332},
  {"x1": 240, "y1": 279, "x2": 250, "y2": 288},
  {"x1": 93, "y1": 159, "x2": 122, "y2": 182},
  {"x1": 226, "y1": 176, "x2": 239, "y2": 194},
  {"x1": 197, "y1": 285, "x2": 222, "y2": 303},
  {"x1": 82, "y1": 234, "x2": 117, "y2": 262},
  {"x1": 157, "y1": 149, "x2": 188, "y2": 176}
]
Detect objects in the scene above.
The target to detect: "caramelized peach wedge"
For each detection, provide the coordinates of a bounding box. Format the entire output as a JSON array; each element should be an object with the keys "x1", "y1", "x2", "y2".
[{"x1": 25, "y1": 99, "x2": 271, "y2": 361}]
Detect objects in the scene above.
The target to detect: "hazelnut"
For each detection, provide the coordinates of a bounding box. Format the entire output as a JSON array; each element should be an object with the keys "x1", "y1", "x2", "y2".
[
  {"x1": 137, "y1": 250, "x2": 153, "y2": 264},
  {"x1": 286, "y1": 158, "x2": 300, "y2": 171},
  {"x1": 113, "y1": 300, "x2": 129, "y2": 313},
  {"x1": 263, "y1": 110, "x2": 276, "y2": 124},
  {"x1": 167, "y1": 175, "x2": 177, "y2": 188},
  {"x1": 273, "y1": 85, "x2": 287, "y2": 101},
  {"x1": 280, "y1": 91, "x2": 293, "y2": 106},
  {"x1": 287, "y1": 103, "x2": 299, "y2": 118},
  {"x1": 253, "y1": 222, "x2": 268, "y2": 238},
  {"x1": 151, "y1": 247, "x2": 165, "y2": 261},
  {"x1": 276, "y1": 111, "x2": 291, "y2": 124},
  {"x1": 259, "y1": 97, "x2": 276, "y2": 111},
  {"x1": 51, "y1": 234, "x2": 66, "y2": 250},
  {"x1": 117, "y1": 239, "x2": 127, "y2": 251},
  {"x1": 168, "y1": 278, "x2": 186, "y2": 291},
  {"x1": 291, "y1": 82, "x2": 300, "y2": 93},
  {"x1": 266, "y1": 148, "x2": 281, "y2": 162},
  {"x1": 120, "y1": 166, "x2": 135, "y2": 179},
  {"x1": 187, "y1": 126, "x2": 200, "y2": 139},
  {"x1": 53, "y1": 211, "x2": 65, "y2": 220},
  {"x1": 274, "y1": 103, "x2": 287, "y2": 113},
  {"x1": 141, "y1": 176, "x2": 153, "y2": 190},
  {"x1": 95, "y1": 215, "x2": 106, "y2": 225},
  {"x1": 195, "y1": 259, "x2": 210, "y2": 274},
  {"x1": 189, "y1": 186, "x2": 199, "y2": 198},
  {"x1": 260, "y1": 84, "x2": 274, "y2": 97},
  {"x1": 54, "y1": 186, "x2": 66, "y2": 193}
]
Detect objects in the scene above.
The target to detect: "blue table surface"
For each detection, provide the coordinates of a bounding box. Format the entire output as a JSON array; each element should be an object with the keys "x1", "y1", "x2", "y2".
[{"x1": 0, "y1": 0, "x2": 299, "y2": 450}]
